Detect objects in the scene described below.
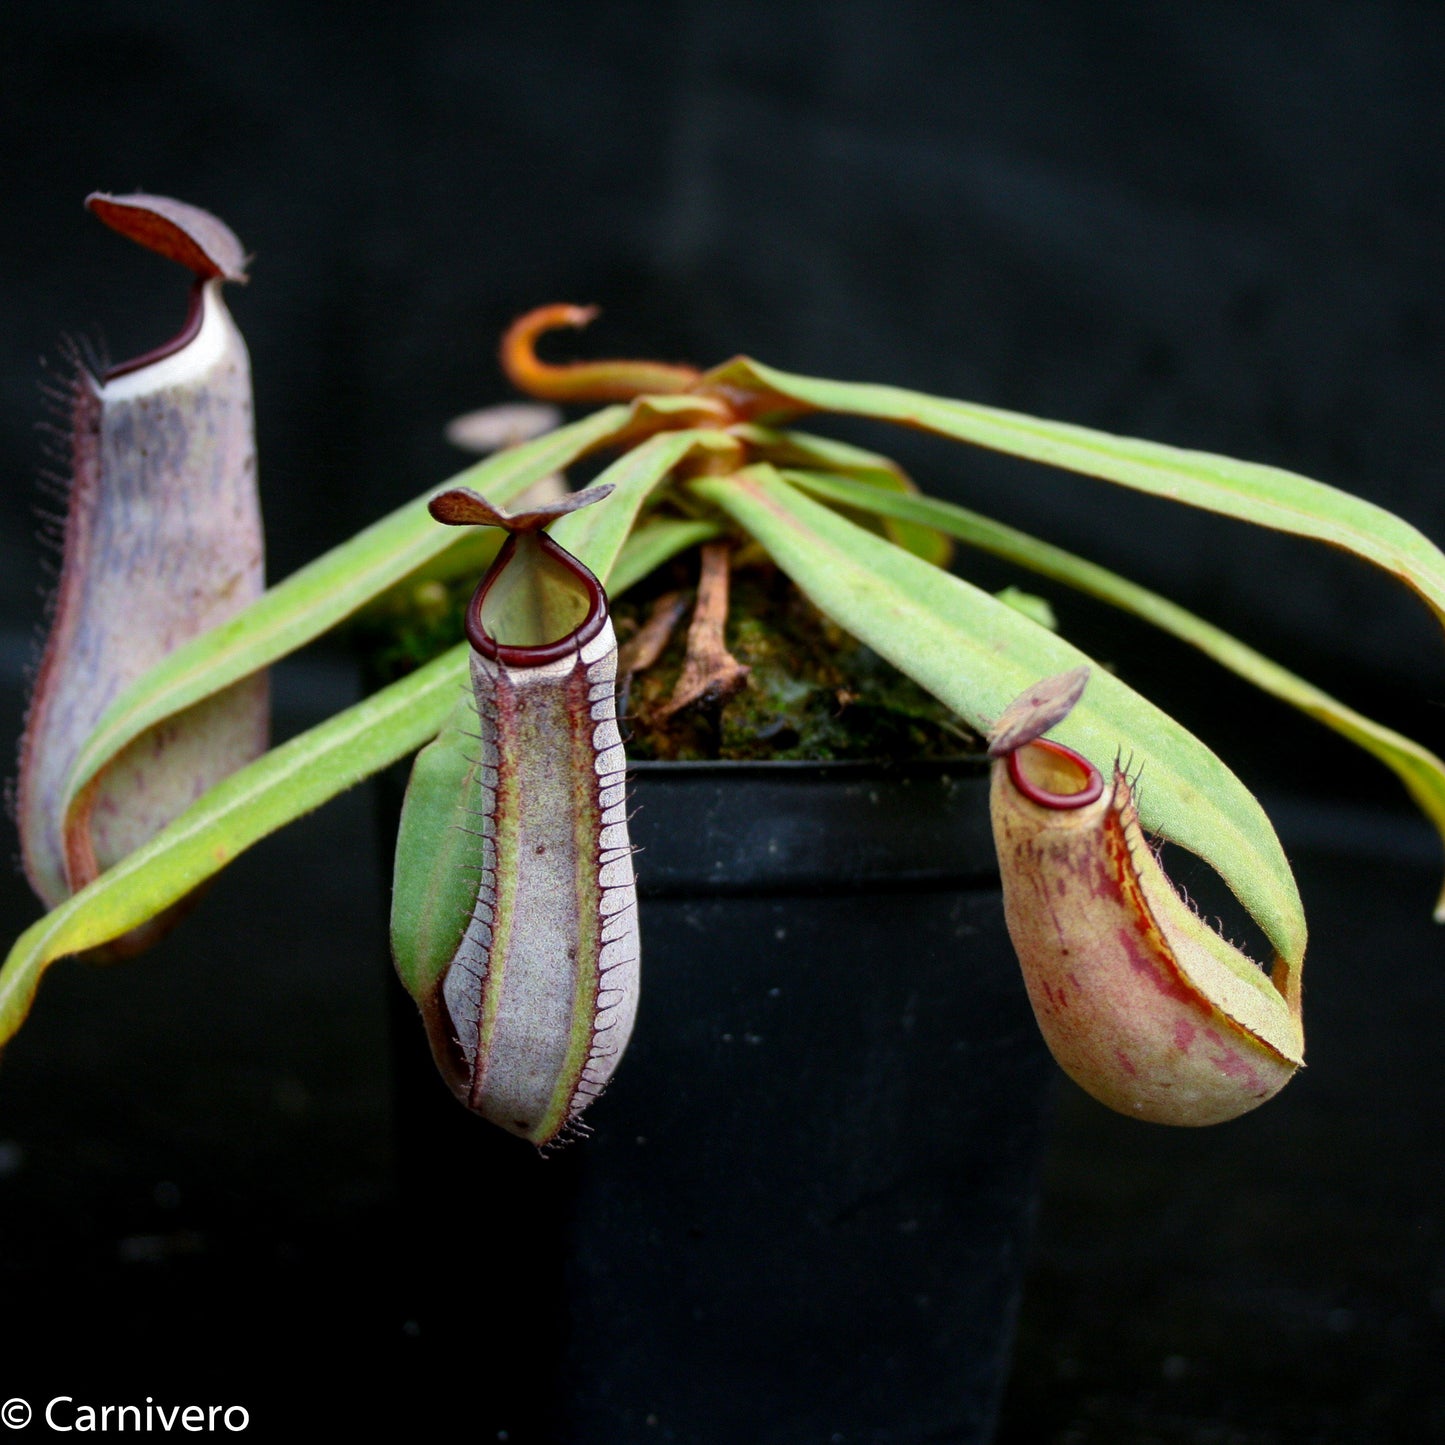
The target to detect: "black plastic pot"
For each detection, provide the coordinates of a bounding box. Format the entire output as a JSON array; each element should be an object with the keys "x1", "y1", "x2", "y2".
[{"x1": 389, "y1": 760, "x2": 1056, "y2": 1444}]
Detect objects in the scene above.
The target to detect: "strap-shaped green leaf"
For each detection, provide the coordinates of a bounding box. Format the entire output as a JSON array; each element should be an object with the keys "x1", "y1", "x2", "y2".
[
  {"x1": 691, "y1": 465, "x2": 1307, "y2": 966},
  {"x1": 705, "y1": 356, "x2": 1445, "y2": 627},
  {"x1": 57, "y1": 405, "x2": 630, "y2": 849},
  {"x1": 0, "y1": 641, "x2": 470, "y2": 1046},
  {"x1": 788, "y1": 466, "x2": 1445, "y2": 918},
  {"x1": 549, "y1": 428, "x2": 731, "y2": 580},
  {"x1": 733, "y1": 422, "x2": 952, "y2": 565}
]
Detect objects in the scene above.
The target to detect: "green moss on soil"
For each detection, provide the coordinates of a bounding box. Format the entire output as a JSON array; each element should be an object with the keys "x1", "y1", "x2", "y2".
[{"x1": 616, "y1": 568, "x2": 978, "y2": 761}]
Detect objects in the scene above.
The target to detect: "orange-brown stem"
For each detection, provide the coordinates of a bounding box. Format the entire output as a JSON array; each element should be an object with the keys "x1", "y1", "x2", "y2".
[
  {"x1": 501, "y1": 304, "x2": 703, "y2": 403},
  {"x1": 618, "y1": 591, "x2": 691, "y2": 679},
  {"x1": 661, "y1": 543, "x2": 751, "y2": 719}
]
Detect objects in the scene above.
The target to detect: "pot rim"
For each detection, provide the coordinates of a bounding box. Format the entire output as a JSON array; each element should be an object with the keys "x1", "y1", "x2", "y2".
[{"x1": 627, "y1": 754, "x2": 989, "y2": 777}]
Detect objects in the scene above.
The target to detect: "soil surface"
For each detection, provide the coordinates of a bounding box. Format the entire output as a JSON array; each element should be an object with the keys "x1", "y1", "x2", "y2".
[{"x1": 361, "y1": 556, "x2": 982, "y2": 762}]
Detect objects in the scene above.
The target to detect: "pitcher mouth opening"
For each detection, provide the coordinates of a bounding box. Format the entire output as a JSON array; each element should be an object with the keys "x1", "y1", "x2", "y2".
[
  {"x1": 465, "y1": 530, "x2": 608, "y2": 667},
  {"x1": 103, "y1": 279, "x2": 207, "y2": 382},
  {"x1": 1007, "y1": 738, "x2": 1104, "y2": 810}
]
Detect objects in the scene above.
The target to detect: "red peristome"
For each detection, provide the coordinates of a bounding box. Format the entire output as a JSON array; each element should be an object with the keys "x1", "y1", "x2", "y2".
[
  {"x1": 465, "y1": 533, "x2": 608, "y2": 667},
  {"x1": 1006, "y1": 738, "x2": 1105, "y2": 811}
]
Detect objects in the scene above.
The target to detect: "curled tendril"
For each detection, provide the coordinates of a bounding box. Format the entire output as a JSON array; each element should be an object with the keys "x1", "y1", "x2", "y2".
[{"x1": 501, "y1": 303, "x2": 702, "y2": 403}]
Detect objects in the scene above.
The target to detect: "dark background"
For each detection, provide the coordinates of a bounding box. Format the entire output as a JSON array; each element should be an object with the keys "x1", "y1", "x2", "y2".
[{"x1": 1, "y1": 3, "x2": 1443, "y2": 1441}]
